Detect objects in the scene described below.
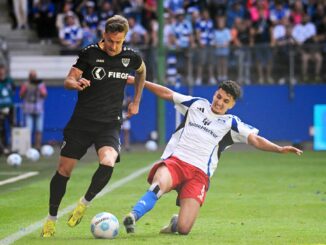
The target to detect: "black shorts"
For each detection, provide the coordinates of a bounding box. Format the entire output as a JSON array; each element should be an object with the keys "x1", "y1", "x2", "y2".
[{"x1": 60, "y1": 124, "x2": 121, "y2": 162}]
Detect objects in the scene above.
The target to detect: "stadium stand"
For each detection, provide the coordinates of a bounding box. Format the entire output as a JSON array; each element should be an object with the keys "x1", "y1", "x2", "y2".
[
  {"x1": 10, "y1": 56, "x2": 76, "y2": 80},
  {"x1": 2, "y1": 0, "x2": 326, "y2": 85}
]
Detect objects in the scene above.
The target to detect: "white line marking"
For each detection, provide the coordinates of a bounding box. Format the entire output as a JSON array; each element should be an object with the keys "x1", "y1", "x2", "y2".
[
  {"x1": 0, "y1": 164, "x2": 152, "y2": 245},
  {"x1": 0, "y1": 172, "x2": 39, "y2": 186}
]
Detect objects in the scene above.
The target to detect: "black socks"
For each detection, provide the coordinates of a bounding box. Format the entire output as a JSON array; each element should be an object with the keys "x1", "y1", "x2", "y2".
[
  {"x1": 49, "y1": 171, "x2": 69, "y2": 216},
  {"x1": 84, "y1": 164, "x2": 114, "y2": 201},
  {"x1": 48, "y1": 165, "x2": 113, "y2": 216}
]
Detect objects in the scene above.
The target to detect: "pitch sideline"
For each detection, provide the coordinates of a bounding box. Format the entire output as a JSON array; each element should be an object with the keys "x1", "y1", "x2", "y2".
[
  {"x1": 0, "y1": 172, "x2": 39, "y2": 186},
  {"x1": 0, "y1": 164, "x2": 153, "y2": 245}
]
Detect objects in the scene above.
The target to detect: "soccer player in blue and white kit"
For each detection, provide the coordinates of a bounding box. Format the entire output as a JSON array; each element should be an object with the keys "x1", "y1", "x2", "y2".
[{"x1": 123, "y1": 77, "x2": 302, "y2": 235}]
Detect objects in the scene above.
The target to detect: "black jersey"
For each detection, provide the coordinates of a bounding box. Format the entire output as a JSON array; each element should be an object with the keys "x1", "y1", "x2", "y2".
[{"x1": 70, "y1": 43, "x2": 142, "y2": 127}]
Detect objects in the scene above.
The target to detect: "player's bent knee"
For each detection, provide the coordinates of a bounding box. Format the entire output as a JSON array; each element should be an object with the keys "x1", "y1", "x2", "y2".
[
  {"x1": 57, "y1": 165, "x2": 72, "y2": 177},
  {"x1": 177, "y1": 226, "x2": 191, "y2": 235},
  {"x1": 100, "y1": 158, "x2": 116, "y2": 167},
  {"x1": 98, "y1": 147, "x2": 118, "y2": 166},
  {"x1": 177, "y1": 218, "x2": 193, "y2": 235}
]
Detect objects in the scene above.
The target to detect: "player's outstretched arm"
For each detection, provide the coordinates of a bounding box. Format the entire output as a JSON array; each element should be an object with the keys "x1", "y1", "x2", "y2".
[
  {"x1": 128, "y1": 61, "x2": 146, "y2": 118},
  {"x1": 127, "y1": 76, "x2": 174, "y2": 101},
  {"x1": 64, "y1": 67, "x2": 90, "y2": 91},
  {"x1": 248, "y1": 133, "x2": 303, "y2": 155}
]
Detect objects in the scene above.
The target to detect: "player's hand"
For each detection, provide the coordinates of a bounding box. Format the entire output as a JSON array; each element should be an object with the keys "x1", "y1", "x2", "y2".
[
  {"x1": 127, "y1": 102, "x2": 139, "y2": 118},
  {"x1": 126, "y1": 76, "x2": 135, "y2": 84},
  {"x1": 280, "y1": 146, "x2": 303, "y2": 155},
  {"x1": 76, "y1": 78, "x2": 91, "y2": 91}
]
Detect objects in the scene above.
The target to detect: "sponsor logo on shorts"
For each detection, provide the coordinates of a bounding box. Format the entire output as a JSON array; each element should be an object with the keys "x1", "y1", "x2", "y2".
[{"x1": 197, "y1": 185, "x2": 205, "y2": 202}]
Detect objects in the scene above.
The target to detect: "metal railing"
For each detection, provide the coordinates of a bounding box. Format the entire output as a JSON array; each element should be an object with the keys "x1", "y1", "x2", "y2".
[{"x1": 135, "y1": 43, "x2": 326, "y2": 89}]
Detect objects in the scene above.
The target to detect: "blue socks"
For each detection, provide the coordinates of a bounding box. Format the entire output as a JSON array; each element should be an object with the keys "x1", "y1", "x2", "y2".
[{"x1": 132, "y1": 191, "x2": 158, "y2": 221}]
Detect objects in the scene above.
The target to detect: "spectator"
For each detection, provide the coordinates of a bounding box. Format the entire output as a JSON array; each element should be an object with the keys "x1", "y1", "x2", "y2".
[
  {"x1": 59, "y1": 12, "x2": 83, "y2": 52},
  {"x1": 7, "y1": 0, "x2": 18, "y2": 29},
  {"x1": 269, "y1": 0, "x2": 290, "y2": 25},
  {"x1": 55, "y1": 1, "x2": 80, "y2": 31},
  {"x1": 290, "y1": 0, "x2": 305, "y2": 25},
  {"x1": 226, "y1": 0, "x2": 247, "y2": 28},
  {"x1": 164, "y1": 0, "x2": 185, "y2": 16},
  {"x1": 306, "y1": 0, "x2": 317, "y2": 18},
  {"x1": 127, "y1": 0, "x2": 144, "y2": 24},
  {"x1": 0, "y1": 64, "x2": 15, "y2": 155},
  {"x1": 119, "y1": 0, "x2": 133, "y2": 16},
  {"x1": 252, "y1": 5, "x2": 273, "y2": 84},
  {"x1": 214, "y1": 16, "x2": 232, "y2": 82},
  {"x1": 75, "y1": 0, "x2": 96, "y2": 19},
  {"x1": 142, "y1": 0, "x2": 157, "y2": 30},
  {"x1": 125, "y1": 16, "x2": 149, "y2": 46},
  {"x1": 271, "y1": 18, "x2": 295, "y2": 84},
  {"x1": 13, "y1": 0, "x2": 28, "y2": 29},
  {"x1": 19, "y1": 70, "x2": 47, "y2": 150},
  {"x1": 164, "y1": 13, "x2": 178, "y2": 85},
  {"x1": 184, "y1": 0, "x2": 205, "y2": 15},
  {"x1": 207, "y1": 0, "x2": 227, "y2": 18},
  {"x1": 311, "y1": 3, "x2": 325, "y2": 30},
  {"x1": 81, "y1": 1, "x2": 99, "y2": 31},
  {"x1": 33, "y1": 0, "x2": 57, "y2": 43},
  {"x1": 145, "y1": 17, "x2": 159, "y2": 82},
  {"x1": 248, "y1": 0, "x2": 269, "y2": 23},
  {"x1": 79, "y1": 1, "x2": 99, "y2": 48},
  {"x1": 97, "y1": 1, "x2": 115, "y2": 34},
  {"x1": 292, "y1": 13, "x2": 321, "y2": 82},
  {"x1": 231, "y1": 17, "x2": 254, "y2": 84},
  {"x1": 315, "y1": 15, "x2": 326, "y2": 82},
  {"x1": 81, "y1": 24, "x2": 98, "y2": 48},
  {"x1": 194, "y1": 8, "x2": 215, "y2": 85},
  {"x1": 172, "y1": 9, "x2": 195, "y2": 84}
]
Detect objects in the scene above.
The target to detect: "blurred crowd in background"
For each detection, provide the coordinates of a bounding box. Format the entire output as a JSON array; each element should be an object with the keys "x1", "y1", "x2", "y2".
[{"x1": 5, "y1": 0, "x2": 326, "y2": 85}]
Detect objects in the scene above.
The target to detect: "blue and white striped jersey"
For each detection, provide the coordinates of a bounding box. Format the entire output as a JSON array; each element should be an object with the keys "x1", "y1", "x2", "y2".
[{"x1": 161, "y1": 92, "x2": 259, "y2": 178}]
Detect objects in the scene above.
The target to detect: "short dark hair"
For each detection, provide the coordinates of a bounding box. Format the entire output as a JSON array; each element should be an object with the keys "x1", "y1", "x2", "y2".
[
  {"x1": 105, "y1": 15, "x2": 129, "y2": 34},
  {"x1": 218, "y1": 80, "x2": 241, "y2": 101}
]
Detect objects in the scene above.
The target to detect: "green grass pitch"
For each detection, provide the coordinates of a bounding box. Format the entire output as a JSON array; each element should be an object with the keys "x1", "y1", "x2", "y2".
[{"x1": 0, "y1": 149, "x2": 326, "y2": 244}]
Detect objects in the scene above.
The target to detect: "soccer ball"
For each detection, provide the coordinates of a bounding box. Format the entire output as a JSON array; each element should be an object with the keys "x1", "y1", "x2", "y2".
[
  {"x1": 7, "y1": 153, "x2": 22, "y2": 167},
  {"x1": 150, "y1": 130, "x2": 158, "y2": 141},
  {"x1": 26, "y1": 148, "x2": 40, "y2": 162},
  {"x1": 41, "y1": 145, "x2": 54, "y2": 157},
  {"x1": 145, "y1": 140, "x2": 158, "y2": 151},
  {"x1": 90, "y1": 212, "x2": 119, "y2": 239}
]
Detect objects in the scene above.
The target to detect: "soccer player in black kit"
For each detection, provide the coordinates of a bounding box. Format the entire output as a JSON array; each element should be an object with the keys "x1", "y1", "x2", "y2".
[{"x1": 41, "y1": 15, "x2": 146, "y2": 237}]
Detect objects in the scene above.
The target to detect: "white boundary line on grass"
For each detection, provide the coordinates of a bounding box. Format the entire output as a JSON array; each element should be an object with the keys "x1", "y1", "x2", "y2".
[
  {"x1": 0, "y1": 172, "x2": 39, "y2": 186},
  {"x1": 0, "y1": 164, "x2": 152, "y2": 245}
]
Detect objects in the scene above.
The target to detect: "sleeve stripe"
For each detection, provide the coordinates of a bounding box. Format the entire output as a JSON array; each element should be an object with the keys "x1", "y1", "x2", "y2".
[
  {"x1": 181, "y1": 98, "x2": 200, "y2": 108},
  {"x1": 231, "y1": 117, "x2": 239, "y2": 133}
]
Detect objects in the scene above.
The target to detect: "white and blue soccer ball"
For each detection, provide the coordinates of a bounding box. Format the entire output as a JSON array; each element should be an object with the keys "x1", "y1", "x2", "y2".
[
  {"x1": 41, "y1": 145, "x2": 54, "y2": 157},
  {"x1": 145, "y1": 140, "x2": 158, "y2": 151},
  {"x1": 7, "y1": 153, "x2": 23, "y2": 167},
  {"x1": 90, "y1": 212, "x2": 119, "y2": 239},
  {"x1": 26, "y1": 148, "x2": 40, "y2": 162}
]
